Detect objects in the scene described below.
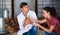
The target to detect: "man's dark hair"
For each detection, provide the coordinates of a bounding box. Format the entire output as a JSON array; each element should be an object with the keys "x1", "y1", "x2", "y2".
[{"x1": 20, "y1": 2, "x2": 28, "y2": 8}]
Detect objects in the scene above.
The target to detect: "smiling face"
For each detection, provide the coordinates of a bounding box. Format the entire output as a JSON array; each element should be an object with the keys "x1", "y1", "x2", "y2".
[
  {"x1": 21, "y1": 5, "x2": 29, "y2": 13},
  {"x1": 42, "y1": 10, "x2": 50, "y2": 18}
]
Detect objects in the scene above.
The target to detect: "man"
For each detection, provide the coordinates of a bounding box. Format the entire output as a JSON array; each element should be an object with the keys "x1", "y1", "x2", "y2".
[{"x1": 17, "y1": 2, "x2": 38, "y2": 35}]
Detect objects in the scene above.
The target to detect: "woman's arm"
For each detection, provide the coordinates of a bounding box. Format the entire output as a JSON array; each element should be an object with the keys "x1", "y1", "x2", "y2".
[
  {"x1": 39, "y1": 25, "x2": 55, "y2": 33},
  {"x1": 32, "y1": 19, "x2": 47, "y2": 24},
  {"x1": 34, "y1": 22, "x2": 55, "y2": 33}
]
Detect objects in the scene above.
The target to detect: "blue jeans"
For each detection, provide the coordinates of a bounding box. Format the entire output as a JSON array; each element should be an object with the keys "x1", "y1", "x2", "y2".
[
  {"x1": 23, "y1": 26, "x2": 38, "y2": 35},
  {"x1": 43, "y1": 31, "x2": 57, "y2": 35}
]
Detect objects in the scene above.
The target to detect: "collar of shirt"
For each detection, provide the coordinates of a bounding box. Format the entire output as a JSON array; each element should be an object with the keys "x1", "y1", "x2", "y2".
[{"x1": 22, "y1": 10, "x2": 30, "y2": 19}]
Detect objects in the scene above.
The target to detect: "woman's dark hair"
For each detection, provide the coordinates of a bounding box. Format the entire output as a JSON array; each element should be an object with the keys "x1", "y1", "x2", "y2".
[
  {"x1": 43, "y1": 7, "x2": 57, "y2": 17},
  {"x1": 20, "y1": 2, "x2": 28, "y2": 8}
]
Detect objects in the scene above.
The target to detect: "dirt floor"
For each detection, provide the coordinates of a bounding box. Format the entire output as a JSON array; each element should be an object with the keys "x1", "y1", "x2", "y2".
[{"x1": 0, "y1": 30, "x2": 43, "y2": 35}]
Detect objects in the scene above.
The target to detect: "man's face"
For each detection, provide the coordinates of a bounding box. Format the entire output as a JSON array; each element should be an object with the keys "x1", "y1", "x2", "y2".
[{"x1": 21, "y1": 5, "x2": 29, "y2": 13}]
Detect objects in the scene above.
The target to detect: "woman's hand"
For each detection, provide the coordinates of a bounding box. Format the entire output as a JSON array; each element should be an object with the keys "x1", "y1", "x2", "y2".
[{"x1": 34, "y1": 23, "x2": 40, "y2": 27}]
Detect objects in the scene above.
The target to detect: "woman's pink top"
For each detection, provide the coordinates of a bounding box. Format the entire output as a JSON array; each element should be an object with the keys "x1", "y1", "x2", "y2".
[{"x1": 46, "y1": 16, "x2": 60, "y2": 35}]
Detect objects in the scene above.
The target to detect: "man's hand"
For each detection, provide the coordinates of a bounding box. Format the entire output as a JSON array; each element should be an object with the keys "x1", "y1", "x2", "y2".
[{"x1": 23, "y1": 16, "x2": 33, "y2": 28}]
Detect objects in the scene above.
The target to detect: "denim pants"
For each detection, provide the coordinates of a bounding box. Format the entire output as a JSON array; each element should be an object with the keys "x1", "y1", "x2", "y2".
[
  {"x1": 43, "y1": 31, "x2": 57, "y2": 35},
  {"x1": 23, "y1": 26, "x2": 38, "y2": 35}
]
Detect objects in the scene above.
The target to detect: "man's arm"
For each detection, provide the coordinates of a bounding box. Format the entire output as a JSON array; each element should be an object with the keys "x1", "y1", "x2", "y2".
[
  {"x1": 17, "y1": 15, "x2": 24, "y2": 30},
  {"x1": 23, "y1": 18, "x2": 29, "y2": 28},
  {"x1": 23, "y1": 16, "x2": 32, "y2": 28}
]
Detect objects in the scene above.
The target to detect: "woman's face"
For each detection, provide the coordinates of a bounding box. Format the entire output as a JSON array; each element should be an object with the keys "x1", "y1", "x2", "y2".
[{"x1": 42, "y1": 10, "x2": 50, "y2": 18}]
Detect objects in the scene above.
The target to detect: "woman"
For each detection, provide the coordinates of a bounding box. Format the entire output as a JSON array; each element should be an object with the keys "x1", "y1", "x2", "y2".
[{"x1": 32, "y1": 7, "x2": 60, "y2": 35}]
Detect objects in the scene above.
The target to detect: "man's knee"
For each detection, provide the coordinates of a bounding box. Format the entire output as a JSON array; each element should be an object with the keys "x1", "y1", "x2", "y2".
[{"x1": 32, "y1": 26, "x2": 38, "y2": 32}]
